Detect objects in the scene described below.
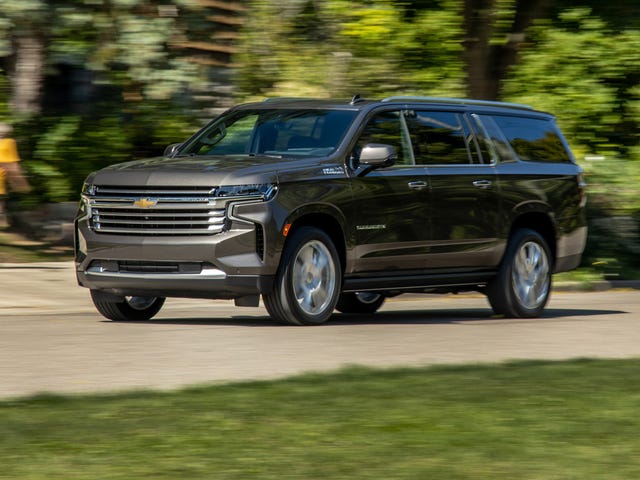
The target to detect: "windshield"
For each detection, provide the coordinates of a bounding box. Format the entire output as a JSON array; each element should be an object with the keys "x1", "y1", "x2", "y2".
[{"x1": 180, "y1": 108, "x2": 358, "y2": 157}]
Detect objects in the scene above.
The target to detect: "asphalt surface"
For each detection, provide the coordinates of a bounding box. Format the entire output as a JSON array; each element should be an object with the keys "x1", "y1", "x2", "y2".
[{"x1": 1, "y1": 261, "x2": 639, "y2": 398}]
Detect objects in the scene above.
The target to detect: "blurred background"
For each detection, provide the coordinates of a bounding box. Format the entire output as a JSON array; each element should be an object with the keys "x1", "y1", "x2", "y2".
[{"x1": 0, "y1": 0, "x2": 638, "y2": 278}]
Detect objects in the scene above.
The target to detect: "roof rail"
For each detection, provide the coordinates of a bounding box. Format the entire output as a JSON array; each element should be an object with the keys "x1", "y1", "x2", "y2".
[
  {"x1": 262, "y1": 97, "x2": 311, "y2": 103},
  {"x1": 381, "y1": 96, "x2": 534, "y2": 111},
  {"x1": 262, "y1": 96, "x2": 369, "y2": 105}
]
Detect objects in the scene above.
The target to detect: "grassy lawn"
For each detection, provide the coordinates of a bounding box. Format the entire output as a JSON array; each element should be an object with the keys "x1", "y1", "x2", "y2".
[
  {"x1": 2, "y1": 359, "x2": 640, "y2": 479},
  {"x1": 0, "y1": 229, "x2": 72, "y2": 263}
]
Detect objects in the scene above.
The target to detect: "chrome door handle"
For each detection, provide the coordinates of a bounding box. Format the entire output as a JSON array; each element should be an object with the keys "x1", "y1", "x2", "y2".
[
  {"x1": 472, "y1": 180, "x2": 492, "y2": 190},
  {"x1": 407, "y1": 181, "x2": 428, "y2": 191}
]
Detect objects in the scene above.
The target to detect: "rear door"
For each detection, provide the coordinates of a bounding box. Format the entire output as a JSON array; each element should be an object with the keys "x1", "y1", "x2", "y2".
[{"x1": 404, "y1": 109, "x2": 504, "y2": 269}]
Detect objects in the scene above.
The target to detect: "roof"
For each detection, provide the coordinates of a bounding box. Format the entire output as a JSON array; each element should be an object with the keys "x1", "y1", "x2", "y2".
[
  {"x1": 380, "y1": 96, "x2": 535, "y2": 111},
  {"x1": 232, "y1": 95, "x2": 545, "y2": 115}
]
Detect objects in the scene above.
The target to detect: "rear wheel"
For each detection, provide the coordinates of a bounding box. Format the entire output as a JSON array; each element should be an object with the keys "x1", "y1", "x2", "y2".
[
  {"x1": 487, "y1": 228, "x2": 552, "y2": 318},
  {"x1": 263, "y1": 227, "x2": 341, "y2": 325},
  {"x1": 336, "y1": 292, "x2": 385, "y2": 314},
  {"x1": 90, "y1": 290, "x2": 165, "y2": 321}
]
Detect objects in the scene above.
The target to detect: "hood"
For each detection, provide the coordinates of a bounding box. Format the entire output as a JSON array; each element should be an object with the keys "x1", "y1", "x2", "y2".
[{"x1": 90, "y1": 154, "x2": 301, "y2": 187}]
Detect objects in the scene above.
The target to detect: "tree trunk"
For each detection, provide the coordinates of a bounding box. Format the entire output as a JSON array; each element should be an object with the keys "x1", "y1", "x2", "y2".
[
  {"x1": 463, "y1": 0, "x2": 496, "y2": 100},
  {"x1": 463, "y1": 0, "x2": 550, "y2": 100},
  {"x1": 10, "y1": 31, "x2": 45, "y2": 116}
]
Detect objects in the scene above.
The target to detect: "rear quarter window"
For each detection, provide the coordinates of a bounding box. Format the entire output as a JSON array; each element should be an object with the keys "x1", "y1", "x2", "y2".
[{"x1": 492, "y1": 115, "x2": 571, "y2": 163}]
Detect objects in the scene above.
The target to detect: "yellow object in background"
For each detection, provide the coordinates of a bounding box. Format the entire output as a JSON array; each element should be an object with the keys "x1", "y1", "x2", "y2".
[
  {"x1": 0, "y1": 138, "x2": 24, "y2": 196},
  {"x1": 0, "y1": 138, "x2": 31, "y2": 196},
  {"x1": 0, "y1": 138, "x2": 20, "y2": 163}
]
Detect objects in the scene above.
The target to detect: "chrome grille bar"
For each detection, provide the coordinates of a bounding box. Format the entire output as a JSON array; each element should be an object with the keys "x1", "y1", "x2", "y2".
[
  {"x1": 86, "y1": 186, "x2": 225, "y2": 236},
  {"x1": 92, "y1": 210, "x2": 224, "y2": 218},
  {"x1": 89, "y1": 201, "x2": 221, "y2": 209},
  {"x1": 94, "y1": 186, "x2": 215, "y2": 195}
]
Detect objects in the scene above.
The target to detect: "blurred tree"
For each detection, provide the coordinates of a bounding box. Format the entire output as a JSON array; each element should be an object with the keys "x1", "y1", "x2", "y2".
[
  {"x1": 237, "y1": 0, "x2": 556, "y2": 100},
  {"x1": 0, "y1": 1, "x2": 50, "y2": 116},
  {"x1": 0, "y1": 0, "x2": 638, "y2": 215},
  {"x1": 501, "y1": 6, "x2": 640, "y2": 274},
  {"x1": 503, "y1": 8, "x2": 640, "y2": 156},
  {"x1": 462, "y1": 0, "x2": 550, "y2": 100},
  {"x1": 0, "y1": 0, "x2": 246, "y2": 202},
  {"x1": 237, "y1": 0, "x2": 465, "y2": 98}
]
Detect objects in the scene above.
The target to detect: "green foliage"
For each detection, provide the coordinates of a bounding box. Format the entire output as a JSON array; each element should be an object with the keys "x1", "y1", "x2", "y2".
[
  {"x1": 46, "y1": 1, "x2": 205, "y2": 102},
  {"x1": 394, "y1": 5, "x2": 465, "y2": 96},
  {"x1": 503, "y1": 8, "x2": 640, "y2": 155},
  {"x1": 502, "y1": 7, "x2": 640, "y2": 272},
  {"x1": 579, "y1": 156, "x2": 640, "y2": 278},
  {"x1": 237, "y1": 0, "x2": 465, "y2": 98},
  {"x1": 0, "y1": 1, "x2": 205, "y2": 201},
  {"x1": 0, "y1": 1, "x2": 639, "y2": 272},
  {"x1": 0, "y1": 69, "x2": 9, "y2": 121},
  {"x1": 16, "y1": 106, "x2": 195, "y2": 202}
]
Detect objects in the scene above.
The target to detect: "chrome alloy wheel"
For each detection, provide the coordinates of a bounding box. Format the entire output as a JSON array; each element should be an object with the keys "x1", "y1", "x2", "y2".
[
  {"x1": 126, "y1": 296, "x2": 159, "y2": 311},
  {"x1": 354, "y1": 292, "x2": 382, "y2": 304},
  {"x1": 511, "y1": 240, "x2": 550, "y2": 310},
  {"x1": 291, "y1": 240, "x2": 337, "y2": 316}
]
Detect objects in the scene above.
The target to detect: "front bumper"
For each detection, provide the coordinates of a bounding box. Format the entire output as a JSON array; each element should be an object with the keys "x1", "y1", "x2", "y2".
[
  {"x1": 75, "y1": 217, "x2": 276, "y2": 300},
  {"x1": 76, "y1": 265, "x2": 274, "y2": 300}
]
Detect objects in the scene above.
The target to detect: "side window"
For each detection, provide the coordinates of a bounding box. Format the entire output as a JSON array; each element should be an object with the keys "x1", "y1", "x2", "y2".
[
  {"x1": 406, "y1": 111, "x2": 472, "y2": 165},
  {"x1": 474, "y1": 114, "x2": 516, "y2": 162},
  {"x1": 467, "y1": 114, "x2": 496, "y2": 164},
  {"x1": 492, "y1": 115, "x2": 571, "y2": 163},
  {"x1": 355, "y1": 110, "x2": 413, "y2": 166}
]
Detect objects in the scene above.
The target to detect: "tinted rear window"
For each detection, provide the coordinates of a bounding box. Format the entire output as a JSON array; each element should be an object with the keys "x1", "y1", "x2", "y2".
[
  {"x1": 492, "y1": 115, "x2": 571, "y2": 163},
  {"x1": 406, "y1": 111, "x2": 472, "y2": 165}
]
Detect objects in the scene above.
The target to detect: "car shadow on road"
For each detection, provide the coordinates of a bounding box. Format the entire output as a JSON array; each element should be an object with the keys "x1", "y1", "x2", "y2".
[
  {"x1": 134, "y1": 305, "x2": 626, "y2": 327},
  {"x1": 330, "y1": 306, "x2": 627, "y2": 326}
]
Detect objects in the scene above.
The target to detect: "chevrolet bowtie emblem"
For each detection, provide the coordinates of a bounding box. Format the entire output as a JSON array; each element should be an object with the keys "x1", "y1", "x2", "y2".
[{"x1": 133, "y1": 198, "x2": 158, "y2": 209}]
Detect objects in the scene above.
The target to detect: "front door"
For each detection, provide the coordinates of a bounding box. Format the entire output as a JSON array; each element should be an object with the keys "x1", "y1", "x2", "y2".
[{"x1": 347, "y1": 110, "x2": 431, "y2": 274}]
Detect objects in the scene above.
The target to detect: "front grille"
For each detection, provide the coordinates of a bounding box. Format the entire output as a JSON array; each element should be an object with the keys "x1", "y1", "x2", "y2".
[
  {"x1": 118, "y1": 261, "x2": 202, "y2": 274},
  {"x1": 86, "y1": 185, "x2": 225, "y2": 236},
  {"x1": 90, "y1": 260, "x2": 204, "y2": 274}
]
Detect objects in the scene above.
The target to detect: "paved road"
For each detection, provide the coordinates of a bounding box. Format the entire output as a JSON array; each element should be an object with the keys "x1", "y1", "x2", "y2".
[{"x1": 1, "y1": 262, "x2": 639, "y2": 398}]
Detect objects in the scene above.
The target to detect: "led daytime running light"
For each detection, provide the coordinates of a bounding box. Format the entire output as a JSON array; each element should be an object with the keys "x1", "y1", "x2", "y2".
[{"x1": 215, "y1": 184, "x2": 277, "y2": 200}]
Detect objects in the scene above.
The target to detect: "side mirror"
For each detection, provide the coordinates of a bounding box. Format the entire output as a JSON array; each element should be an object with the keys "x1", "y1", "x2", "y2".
[
  {"x1": 164, "y1": 143, "x2": 183, "y2": 157},
  {"x1": 359, "y1": 143, "x2": 396, "y2": 168}
]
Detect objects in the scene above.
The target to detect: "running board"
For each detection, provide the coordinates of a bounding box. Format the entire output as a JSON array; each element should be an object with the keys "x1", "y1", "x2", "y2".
[{"x1": 342, "y1": 271, "x2": 496, "y2": 292}]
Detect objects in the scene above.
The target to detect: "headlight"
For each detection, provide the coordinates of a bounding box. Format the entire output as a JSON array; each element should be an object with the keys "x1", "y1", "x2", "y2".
[
  {"x1": 81, "y1": 173, "x2": 97, "y2": 196},
  {"x1": 79, "y1": 176, "x2": 96, "y2": 222},
  {"x1": 215, "y1": 184, "x2": 277, "y2": 201}
]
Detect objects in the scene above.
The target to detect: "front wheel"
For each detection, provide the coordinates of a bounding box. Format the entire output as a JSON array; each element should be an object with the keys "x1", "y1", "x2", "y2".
[
  {"x1": 90, "y1": 290, "x2": 165, "y2": 321},
  {"x1": 263, "y1": 227, "x2": 341, "y2": 325},
  {"x1": 487, "y1": 229, "x2": 552, "y2": 318},
  {"x1": 335, "y1": 292, "x2": 385, "y2": 314}
]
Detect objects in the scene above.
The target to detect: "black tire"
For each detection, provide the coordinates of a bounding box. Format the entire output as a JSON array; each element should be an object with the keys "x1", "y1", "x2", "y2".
[
  {"x1": 90, "y1": 290, "x2": 165, "y2": 321},
  {"x1": 487, "y1": 228, "x2": 552, "y2": 318},
  {"x1": 336, "y1": 292, "x2": 385, "y2": 314},
  {"x1": 263, "y1": 227, "x2": 341, "y2": 325}
]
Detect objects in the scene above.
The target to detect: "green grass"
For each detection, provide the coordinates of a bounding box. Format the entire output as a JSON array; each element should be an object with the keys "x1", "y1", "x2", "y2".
[
  {"x1": 554, "y1": 268, "x2": 614, "y2": 289},
  {"x1": 0, "y1": 229, "x2": 72, "y2": 263},
  {"x1": 2, "y1": 359, "x2": 640, "y2": 479}
]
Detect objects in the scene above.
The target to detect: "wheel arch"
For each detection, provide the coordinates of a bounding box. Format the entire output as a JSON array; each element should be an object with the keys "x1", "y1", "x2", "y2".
[
  {"x1": 509, "y1": 211, "x2": 557, "y2": 266},
  {"x1": 283, "y1": 211, "x2": 347, "y2": 273}
]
